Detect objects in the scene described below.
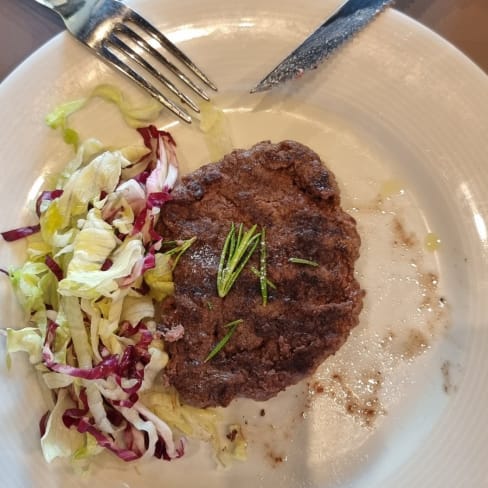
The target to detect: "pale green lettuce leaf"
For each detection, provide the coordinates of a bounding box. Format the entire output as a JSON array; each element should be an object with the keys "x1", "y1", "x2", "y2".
[
  {"x1": 58, "y1": 151, "x2": 125, "y2": 219},
  {"x1": 45, "y1": 98, "x2": 87, "y2": 149},
  {"x1": 140, "y1": 343, "x2": 168, "y2": 391},
  {"x1": 52, "y1": 319, "x2": 72, "y2": 364},
  {"x1": 39, "y1": 271, "x2": 60, "y2": 311},
  {"x1": 199, "y1": 101, "x2": 233, "y2": 162},
  {"x1": 85, "y1": 382, "x2": 114, "y2": 434},
  {"x1": 6, "y1": 327, "x2": 43, "y2": 364},
  {"x1": 9, "y1": 262, "x2": 50, "y2": 315},
  {"x1": 143, "y1": 254, "x2": 174, "y2": 301},
  {"x1": 102, "y1": 289, "x2": 128, "y2": 354},
  {"x1": 72, "y1": 432, "x2": 103, "y2": 460},
  {"x1": 55, "y1": 138, "x2": 105, "y2": 189},
  {"x1": 118, "y1": 145, "x2": 150, "y2": 164},
  {"x1": 141, "y1": 388, "x2": 247, "y2": 465},
  {"x1": 90, "y1": 84, "x2": 161, "y2": 127},
  {"x1": 41, "y1": 389, "x2": 85, "y2": 463},
  {"x1": 120, "y1": 295, "x2": 154, "y2": 325},
  {"x1": 45, "y1": 99, "x2": 87, "y2": 129},
  {"x1": 40, "y1": 150, "x2": 127, "y2": 245},
  {"x1": 80, "y1": 298, "x2": 103, "y2": 362},
  {"x1": 96, "y1": 193, "x2": 135, "y2": 235},
  {"x1": 62, "y1": 296, "x2": 92, "y2": 368},
  {"x1": 40, "y1": 200, "x2": 77, "y2": 249},
  {"x1": 58, "y1": 238, "x2": 144, "y2": 299},
  {"x1": 26, "y1": 234, "x2": 52, "y2": 261},
  {"x1": 111, "y1": 206, "x2": 135, "y2": 235},
  {"x1": 142, "y1": 389, "x2": 219, "y2": 440},
  {"x1": 65, "y1": 209, "x2": 117, "y2": 276},
  {"x1": 42, "y1": 371, "x2": 74, "y2": 389},
  {"x1": 45, "y1": 84, "x2": 161, "y2": 150}
]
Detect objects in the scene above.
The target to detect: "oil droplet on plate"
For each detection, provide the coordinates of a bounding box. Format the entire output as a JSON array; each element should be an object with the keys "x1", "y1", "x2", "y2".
[
  {"x1": 380, "y1": 179, "x2": 405, "y2": 199},
  {"x1": 425, "y1": 232, "x2": 441, "y2": 251}
]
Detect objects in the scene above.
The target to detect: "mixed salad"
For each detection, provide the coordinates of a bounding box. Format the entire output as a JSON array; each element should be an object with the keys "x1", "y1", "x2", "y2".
[{"x1": 1, "y1": 87, "x2": 245, "y2": 466}]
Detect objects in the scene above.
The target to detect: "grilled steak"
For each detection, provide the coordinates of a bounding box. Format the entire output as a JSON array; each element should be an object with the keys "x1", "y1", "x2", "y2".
[{"x1": 157, "y1": 140, "x2": 363, "y2": 408}]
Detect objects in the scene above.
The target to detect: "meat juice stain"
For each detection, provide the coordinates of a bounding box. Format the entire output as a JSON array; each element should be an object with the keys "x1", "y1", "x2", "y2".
[
  {"x1": 392, "y1": 216, "x2": 418, "y2": 249},
  {"x1": 399, "y1": 329, "x2": 429, "y2": 360},
  {"x1": 312, "y1": 371, "x2": 386, "y2": 428},
  {"x1": 441, "y1": 360, "x2": 460, "y2": 395},
  {"x1": 263, "y1": 442, "x2": 287, "y2": 468},
  {"x1": 249, "y1": 423, "x2": 291, "y2": 469},
  {"x1": 310, "y1": 381, "x2": 324, "y2": 394}
]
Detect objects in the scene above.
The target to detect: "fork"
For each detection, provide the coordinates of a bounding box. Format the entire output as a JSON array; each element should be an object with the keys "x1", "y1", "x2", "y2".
[{"x1": 34, "y1": 0, "x2": 217, "y2": 123}]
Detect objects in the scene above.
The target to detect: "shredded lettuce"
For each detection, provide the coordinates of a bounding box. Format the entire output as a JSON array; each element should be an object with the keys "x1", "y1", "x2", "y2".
[
  {"x1": 140, "y1": 342, "x2": 168, "y2": 392},
  {"x1": 143, "y1": 253, "x2": 174, "y2": 301},
  {"x1": 55, "y1": 151, "x2": 124, "y2": 222},
  {"x1": 1, "y1": 120, "x2": 198, "y2": 465},
  {"x1": 45, "y1": 99, "x2": 87, "y2": 130},
  {"x1": 45, "y1": 99, "x2": 86, "y2": 149},
  {"x1": 142, "y1": 388, "x2": 247, "y2": 465},
  {"x1": 42, "y1": 371, "x2": 74, "y2": 389},
  {"x1": 9, "y1": 262, "x2": 53, "y2": 316},
  {"x1": 142, "y1": 389, "x2": 216, "y2": 438},
  {"x1": 6, "y1": 327, "x2": 43, "y2": 364},
  {"x1": 199, "y1": 101, "x2": 233, "y2": 161},
  {"x1": 120, "y1": 295, "x2": 155, "y2": 325},
  {"x1": 63, "y1": 296, "x2": 93, "y2": 368},
  {"x1": 45, "y1": 84, "x2": 163, "y2": 149},
  {"x1": 72, "y1": 432, "x2": 103, "y2": 461},
  {"x1": 90, "y1": 84, "x2": 162, "y2": 127},
  {"x1": 41, "y1": 389, "x2": 85, "y2": 463},
  {"x1": 55, "y1": 138, "x2": 105, "y2": 187},
  {"x1": 67, "y1": 209, "x2": 117, "y2": 271}
]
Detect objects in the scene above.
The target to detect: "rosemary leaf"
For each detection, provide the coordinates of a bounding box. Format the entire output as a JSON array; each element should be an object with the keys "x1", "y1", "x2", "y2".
[
  {"x1": 223, "y1": 319, "x2": 244, "y2": 328},
  {"x1": 288, "y1": 257, "x2": 319, "y2": 267},
  {"x1": 218, "y1": 223, "x2": 234, "y2": 292},
  {"x1": 160, "y1": 240, "x2": 179, "y2": 247},
  {"x1": 165, "y1": 236, "x2": 196, "y2": 269},
  {"x1": 229, "y1": 223, "x2": 238, "y2": 259},
  {"x1": 217, "y1": 223, "x2": 261, "y2": 297},
  {"x1": 204, "y1": 319, "x2": 243, "y2": 362}
]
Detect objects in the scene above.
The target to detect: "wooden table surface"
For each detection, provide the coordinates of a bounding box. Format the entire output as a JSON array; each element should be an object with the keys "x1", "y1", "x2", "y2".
[{"x1": 1, "y1": 0, "x2": 487, "y2": 81}]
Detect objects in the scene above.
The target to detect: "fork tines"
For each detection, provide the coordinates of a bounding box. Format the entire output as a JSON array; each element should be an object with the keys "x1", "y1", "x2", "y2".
[{"x1": 101, "y1": 10, "x2": 217, "y2": 123}]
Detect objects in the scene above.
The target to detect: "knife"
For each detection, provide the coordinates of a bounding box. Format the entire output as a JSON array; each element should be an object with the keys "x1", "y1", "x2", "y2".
[{"x1": 251, "y1": 0, "x2": 394, "y2": 93}]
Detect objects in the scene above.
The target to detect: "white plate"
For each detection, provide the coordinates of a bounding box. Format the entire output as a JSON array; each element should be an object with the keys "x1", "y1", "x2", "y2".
[{"x1": 1, "y1": 1, "x2": 488, "y2": 487}]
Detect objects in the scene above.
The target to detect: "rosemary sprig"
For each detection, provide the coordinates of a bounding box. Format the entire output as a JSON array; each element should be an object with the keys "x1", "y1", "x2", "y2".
[
  {"x1": 165, "y1": 236, "x2": 196, "y2": 269},
  {"x1": 217, "y1": 223, "x2": 261, "y2": 298},
  {"x1": 288, "y1": 257, "x2": 319, "y2": 267},
  {"x1": 204, "y1": 319, "x2": 243, "y2": 362}
]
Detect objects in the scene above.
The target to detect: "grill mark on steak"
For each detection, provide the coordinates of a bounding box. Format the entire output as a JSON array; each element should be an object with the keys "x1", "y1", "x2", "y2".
[{"x1": 157, "y1": 140, "x2": 364, "y2": 408}]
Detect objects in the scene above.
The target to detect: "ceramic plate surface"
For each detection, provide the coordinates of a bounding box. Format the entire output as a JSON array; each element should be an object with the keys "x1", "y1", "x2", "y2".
[{"x1": 1, "y1": 1, "x2": 487, "y2": 487}]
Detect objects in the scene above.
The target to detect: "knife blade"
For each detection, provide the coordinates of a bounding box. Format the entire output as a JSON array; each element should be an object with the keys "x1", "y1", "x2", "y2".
[{"x1": 251, "y1": 0, "x2": 394, "y2": 93}]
